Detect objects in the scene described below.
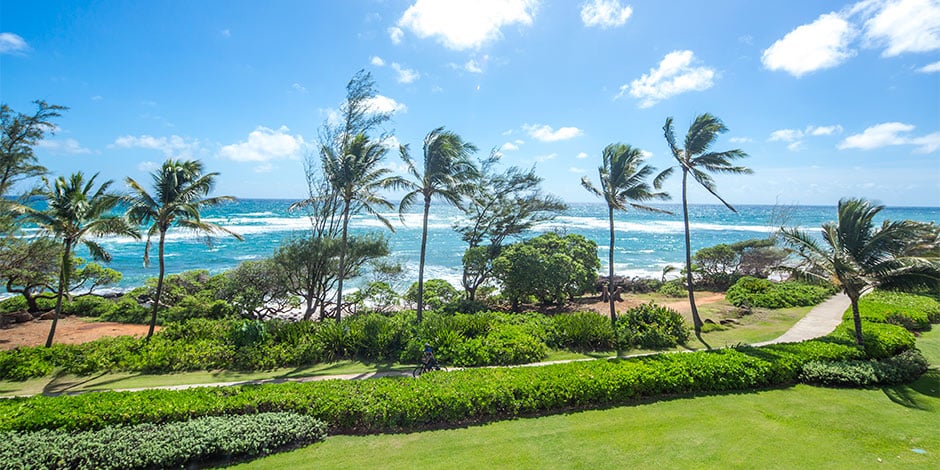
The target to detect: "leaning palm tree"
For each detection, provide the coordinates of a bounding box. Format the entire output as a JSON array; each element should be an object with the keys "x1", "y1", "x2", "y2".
[
  {"x1": 780, "y1": 198, "x2": 939, "y2": 346},
  {"x1": 582, "y1": 144, "x2": 670, "y2": 328},
  {"x1": 28, "y1": 172, "x2": 139, "y2": 347},
  {"x1": 399, "y1": 127, "x2": 478, "y2": 322},
  {"x1": 323, "y1": 133, "x2": 402, "y2": 322},
  {"x1": 661, "y1": 113, "x2": 752, "y2": 347},
  {"x1": 125, "y1": 159, "x2": 242, "y2": 338}
]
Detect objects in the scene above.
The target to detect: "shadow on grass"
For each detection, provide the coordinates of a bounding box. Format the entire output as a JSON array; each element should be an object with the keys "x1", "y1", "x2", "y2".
[
  {"x1": 882, "y1": 369, "x2": 940, "y2": 411},
  {"x1": 42, "y1": 370, "x2": 108, "y2": 396}
]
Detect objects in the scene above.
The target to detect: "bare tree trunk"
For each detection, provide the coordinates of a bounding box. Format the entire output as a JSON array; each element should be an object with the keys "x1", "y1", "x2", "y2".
[
  {"x1": 416, "y1": 196, "x2": 431, "y2": 323},
  {"x1": 334, "y1": 202, "x2": 351, "y2": 322},
  {"x1": 607, "y1": 206, "x2": 616, "y2": 328},
  {"x1": 849, "y1": 291, "x2": 864, "y2": 346},
  {"x1": 45, "y1": 240, "x2": 72, "y2": 348},
  {"x1": 147, "y1": 230, "x2": 166, "y2": 339},
  {"x1": 682, "y1": 171, "x2": 710, "y2": 349}
]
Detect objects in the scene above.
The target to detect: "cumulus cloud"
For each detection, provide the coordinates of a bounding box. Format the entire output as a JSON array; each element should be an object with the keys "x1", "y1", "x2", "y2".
[
  {"x1": 808, "y1": 125, "x2": 844, "y2": 136},
  {"x1": 621, "y1": 50, "x2": 715, "y2": 108},
  {"x1": 523, "y1": 124, "x2": 583, "y2": 142},
  {"x1": 769, "y1": 125, "x2": 843, "y2": 150},
  {"x1": 769, "y1": 129, "x2": 804, "y2": 142},
  {"x1": 464, "y1": 59, "x2": 484, "y2": 73},
  {"x1": 219, "y1": 126, "x2": 304, "y2": 163},
  {"x1": 534, "y1": 153, "x2": 557, "y2": 163},
  {"x1": 502, "y1": 141, "x2": 520, "y2": 151},
  {"x1": 837, "y1": 122, "x2": 940, "y2": 152},
  {"x1": 580, "y1": 0, "x2": 633, "y2": 28},
  {"x1": 729, "y1": 137, "x2": 752, "y2": 143},
  {"x1": 857, "y1": 0, "x2": 940, "y2": 56},
  {"x1": 364, "y1": 95, "x2": 407, "y2": 114},
  {"x1": 761, "y1": 13, "x2": 857, "y2": 77},
  {"x1": 110, "y1": 134, "x2": 201, "y2": 157},
  {"x1": 391, "y1": 63, "x2": 420, "y2": 83},
  {"x1": 0, "y1": 32, "x2": 29, "y2": 54},
  {"x1": 394, "y1": 0, "x2": 538, "y2": 50},
  {"x1": 38, "y1": 138, "x2": 92, "y2": 155},
  {"x1": 137, "y1": 161, "x2": 160, "y2": 172},
  {"x1": 919, "y1": 60, "x2": 940, "y2": 72},
  {"x1": 576, "y1": 151, "x2": 589, "y2": 159}
]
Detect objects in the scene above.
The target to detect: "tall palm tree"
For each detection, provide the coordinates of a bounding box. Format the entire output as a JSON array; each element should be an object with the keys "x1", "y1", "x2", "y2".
[
  {"x1": 582, "y1": 144, "x2": 670, "y2": 328},
  {"x1": 323, "y1": 133, "x2": 402, "y2": 322},
  {"x1": 662, "y1": 113, "x2": 752, "y2": 347},
  {"x1": 28, "y1": 172, "x2": 139, "y2": 347},
  {"x1": 781, "y1": 198, "x2": 939, "y2": 345},
  {"x1": 125, "y1": 159, "x2": 242, "y2": 338},
  {"x1": 399, "y1": 127, "x2": 478, "y2": 322}
]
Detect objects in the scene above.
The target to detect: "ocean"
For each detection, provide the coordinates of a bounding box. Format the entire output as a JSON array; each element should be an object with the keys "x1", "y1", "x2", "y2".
[{"x1": 75, "y1": 200, "x2": 939, "y2": 292}]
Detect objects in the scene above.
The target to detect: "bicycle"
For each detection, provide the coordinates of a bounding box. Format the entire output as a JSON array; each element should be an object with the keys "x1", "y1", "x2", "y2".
[{"x1": 412, "y1": 360, "x2": 443, "y2": 377}]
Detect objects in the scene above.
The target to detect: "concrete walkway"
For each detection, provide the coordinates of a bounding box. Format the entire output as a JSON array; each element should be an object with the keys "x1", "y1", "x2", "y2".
[
  {"x1": 4, "y1": 294, "x2": 852, "y2": 397},
  {"x1": 752, "y1": 292, "x2": 850, "y2": 346}
]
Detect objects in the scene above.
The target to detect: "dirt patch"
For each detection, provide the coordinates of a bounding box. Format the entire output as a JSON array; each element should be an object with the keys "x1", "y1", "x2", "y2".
[
  {"x1": 575, "y1": 292, "x2": 727, "y2": 318},
  {"x1": 0, "y1": 316, "x2": 153, "y2": 350}
]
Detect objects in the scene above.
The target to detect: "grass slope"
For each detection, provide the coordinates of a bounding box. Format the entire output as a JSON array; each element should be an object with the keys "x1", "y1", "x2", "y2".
[{"x1": 236, "y1": 329, "x2": 940, "y2": 469}]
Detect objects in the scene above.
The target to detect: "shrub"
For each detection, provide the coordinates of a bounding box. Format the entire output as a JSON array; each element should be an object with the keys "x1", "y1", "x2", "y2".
[
  {"x1": 63, "y1": 295, "x2": 117, "y2": 318},
  {"x1": 405, "y1": 279, "x2": 460, "y2": 311},
  {"x1": 0, "y1": 339, "x2": 863, "y2": 435},
  {"x1": 657, "y1": 279, "x2": 686, "y2": 298},
  {"x1": 548, "y1": 311, "x2": 615, "y2": 351},
  {"x1": 800, "y1": 349, "x2": 928, "y2": 387},
  {"x1": 0, "y1": 412, "x2": 326, "y2": 469},
  {"x1": 726, "y1": 277, "x2": 835, "y2": 309},
  {"x1": 832, "y1": 321, "x2": 915, "y2": 359},
  {"x1": 847, "y1": 290, "x2": 939, "y2": 331},
  {"x1": 617, "y1": 303, "x2": 689, "y2": 349}
]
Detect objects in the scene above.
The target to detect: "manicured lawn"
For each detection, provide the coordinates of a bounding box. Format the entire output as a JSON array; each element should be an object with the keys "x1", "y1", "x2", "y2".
[{"x1": 235, "y1": 329, "x2": 940, "y2": 469}]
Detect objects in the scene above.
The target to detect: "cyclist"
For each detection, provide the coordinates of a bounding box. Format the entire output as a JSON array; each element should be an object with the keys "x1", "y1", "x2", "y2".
[{"x1": 422, "y1": 343, "x2": 440, "y2": 371}]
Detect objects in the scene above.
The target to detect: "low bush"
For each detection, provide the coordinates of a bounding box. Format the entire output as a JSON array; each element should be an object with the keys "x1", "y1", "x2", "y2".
[
  {"x1": 0, "y1": 338, "x2": 864, "y2": 435},
  {"x1": 831, "y1": 321, "x2": 915, "y2": 359},
  {"x1": 617, "y1": 303, "x2": 689, "y2": 349},
  {"x1": 847, "y1": 290, "x2": 939, "y2": 331},
  {"x1": 548, "y1": 311, "x2": 615, "y2": 351},
  {"x1": 799, "y1": 349, "x2": 928, "y2": 387},
  {"x1": 657, "y1": 279, "x2": 686, "y2": 298},
  {"x1": 0, "y1": 412, "x2": 326, "y2": 470},
  {"x1": 726, "y1": 277, "x2": 835, "y2": 309}
]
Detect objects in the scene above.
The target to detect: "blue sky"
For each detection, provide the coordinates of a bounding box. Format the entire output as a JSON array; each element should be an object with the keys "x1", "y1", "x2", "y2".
[{"x1": 2, "y1": 0, "x2": 938, "y2": 207}]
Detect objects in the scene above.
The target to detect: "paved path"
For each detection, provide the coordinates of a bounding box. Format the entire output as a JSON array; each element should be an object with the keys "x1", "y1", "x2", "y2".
[{"x1": 4, "y1": 294, "x2": 852, "y2": 397}]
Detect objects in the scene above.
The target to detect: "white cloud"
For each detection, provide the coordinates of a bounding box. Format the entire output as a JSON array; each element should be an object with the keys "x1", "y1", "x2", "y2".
[
  {"x1": 761, "y1": 13, "x2": 856, "y2": 77},
  {"x1": 580, "y1": 0, "x2": 633, "y2": 28},
  {"x1": 569, "y1": 166, "x2": 587, "y2": 173},
  {"x1": 807, "y1": 124, "x2": 844, "y2": 136},
  {"x1": 769, "y1": 129, "x2": 804, "y2": 142},
  {"x1": 787, "y1": 141, "x2": 805, "y2": 151},
  {"x1": 838, "y1": 122, "x2": 916, "y2": 149},
  {"x1": 860, "y1": 0, "x2": 940, "y2": 56},
  {"x1": 534, "y1": 153, "x2": 557, "y2": 163},
  {"x1": 364, "y1": 95, "x2": 407, "y2": 114},
  {"x1": 502, "y1": 142, "x2": 519, "y2": 151},
  {"x1": 110, "y1": 134, "x2": 201, "y2": 157},
  {"x1": 464, "y1": 59, "x2": 483, "y2": 73},
  {"x1": 0, "y1": 32, "x2": 29, "y2": 54},
  {"x1": 219, "y1": 126, "x2": 304, "y2": 163},
  {"x1": 137, "y1": 161, "x2": 159, "y2": 172},
  {"x1": 391, "y1": 62, "x2": 420, "y2": 83},
  {"x1": 769, "y1": 125, "x2": 843, "y2": 150},
  {"x1": 910, "y1": 131, "x2": 940, "y2": 153},
  {"x1": 729, "y1": 137, "x2": 752, "y2": 143},
  {"x1": 91, "y1": 95, "x2": 103, "y2": 101},
  {"x1": 371, "y1": 56, "x2": 385, "y2": 66},
  {"x1": 622, "y1": 50, "x2": 715, "y2": 108},
  {"x1": 576, "y1": 151, "x2": 589, "y2": 159},
  {"x1": 291, "y1": 83, "x2": 307, "y2": 93},
  {"x1": 919, "y1": 60, "x2": 940, "y2": 72},
  {"x1": 38, "y1": 138, "x2": 92, "y2": 155},
  {"x1": 395, "y1": 0, "x2": 538, "y2": 50},
  {"x1": 388, "y1": 27, "x2": 404, "y2": 44},
  {"x1": 381, "y1": 135, "x2": 402, "y2": 151},
  {"x1": 523, "y1": 124, "x2": 583, "y2": 142}
]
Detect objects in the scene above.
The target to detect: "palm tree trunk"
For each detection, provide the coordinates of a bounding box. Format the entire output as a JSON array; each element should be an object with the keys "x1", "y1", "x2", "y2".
[
  {"x1": 147, "y1": 230, "x2": 167, "y2": 339},
  {"x1": 334, "y1": 202, "x2": 351, "y2": 323},
  {"x1": 607, "y1": 205, "x2": 616, "y2": 328},
  {"x1": 848, "y1": 291, "x2": 864, "y2": 346},
  {"x1": 45, "y1": 240, "x2": 72, "y2": 348},
  {"x1": 682, "y1": 171, "x2": 709, "y2": 349},
  {"x1": 416, "y1": 196, "x2": 431, "y2": 323}
]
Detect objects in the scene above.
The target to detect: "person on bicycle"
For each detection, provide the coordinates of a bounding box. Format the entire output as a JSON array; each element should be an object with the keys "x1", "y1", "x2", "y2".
[{"x1": 422, "y1": 343, "x2": 440, "y2": 370}]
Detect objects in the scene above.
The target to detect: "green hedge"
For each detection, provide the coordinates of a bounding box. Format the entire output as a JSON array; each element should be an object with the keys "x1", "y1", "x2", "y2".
[
  {"x1": 0, "y1": 339, "x2": 864, "y2": 435},
  {"x1": 0, "y1": 412, "x2": 326, "y2": 470},
  {"x1": 830, "y1": 321, "x2": 915, "y2": 359},
  {"x1": 617, "y1": 302, "x2": 689, "y2": 349},
  {"x1": 846, "y1": 290, "x2": 940, "y2": 331},
  {"x1": 726, "y1": 277, "x2": 835, "y2": 309},
  {"x1": 800, "y1": 349, "x2": 929, "y2": 387}
]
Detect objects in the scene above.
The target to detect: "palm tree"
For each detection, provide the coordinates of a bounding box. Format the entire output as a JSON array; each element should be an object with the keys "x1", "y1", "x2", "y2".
[
  {"x1": 28, "y1": 172, "x2": 139, "y2": 347},
  {"x1": 399, "y1": 127, "x2": 478, "y2": 322},
  {"x1": 124, "y1": 159, "x2": 242, "y2": 338},
  {"x1": 323, "y1": 133, "x2": 402, "y2": 322},
  {"x1": 662, "y1": 113, "x2": 752, "y2": 347},
  {"x1": 780, "y1": 198, "x2": 939, "y2": 345},
  {"x1": 582, "y1": 144, "x2": 670, "y2": 328}
]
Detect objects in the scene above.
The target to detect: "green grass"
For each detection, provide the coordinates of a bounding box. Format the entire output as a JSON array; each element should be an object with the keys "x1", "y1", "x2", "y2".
[
  {"x1": 234, "y1": 329, "x2": 940, "y2": 469},
  {"x1": 0, "y1": 360, "x2": 411, "y2": 396}
]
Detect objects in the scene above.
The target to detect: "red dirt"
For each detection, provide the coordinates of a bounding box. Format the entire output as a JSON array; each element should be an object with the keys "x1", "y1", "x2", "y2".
[
  {"x1": 577, "y1": 292, "x2": 726, "y2": 318},
  {"x1": 0, "y1": 316, "x2": 154, "y2": 350}
]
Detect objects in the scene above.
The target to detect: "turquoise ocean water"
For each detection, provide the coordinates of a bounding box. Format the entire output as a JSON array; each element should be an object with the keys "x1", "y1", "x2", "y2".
[{"x1": 72, "y1": 200, "x2": 939, "y2": 292}]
